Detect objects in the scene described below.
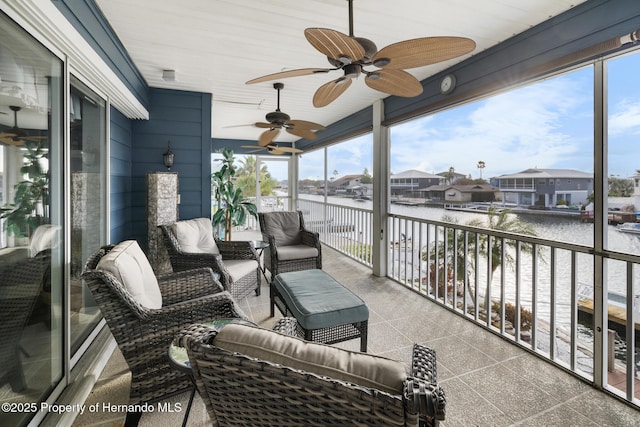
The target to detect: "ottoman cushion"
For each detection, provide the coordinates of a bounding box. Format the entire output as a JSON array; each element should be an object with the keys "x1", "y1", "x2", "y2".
[{"x1": 273, "y1": 270, "x2": 369, "y2": 330}]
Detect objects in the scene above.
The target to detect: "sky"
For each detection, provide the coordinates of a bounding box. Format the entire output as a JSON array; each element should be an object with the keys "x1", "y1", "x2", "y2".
[{"x1": 220, "y1": 51, "x2": 640, "y2": 183}]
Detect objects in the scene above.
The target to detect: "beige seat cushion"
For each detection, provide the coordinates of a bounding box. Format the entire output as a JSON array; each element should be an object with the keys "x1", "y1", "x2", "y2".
[
  {"x1": 223, "y1": 259, "x2": 257, "y2": 283},
  {"x1": 276, "y1": 244, "x2": 318, "y2": 261},
  {"x1": 96, "y1": 240, "x2": 162, "y2": 309},
  {"x1": 262, "y1": 211, "x2": 302, "y2": 246},
  {"x1": 171, "y1": 218, "x2": 219, "y2": 255},
  {"x1": 214, "y1": 324, "x2": 407, "y2": 395}
]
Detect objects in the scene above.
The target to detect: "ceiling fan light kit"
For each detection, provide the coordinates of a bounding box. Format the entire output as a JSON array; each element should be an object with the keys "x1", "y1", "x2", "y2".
[
  {"x1": 241, "y1": 142, "x2": 303, "y2": 156},
  {"x1": 247, "y1": 82, "x2": 325, "y2": 146},
  {"x1": 246, "y1": 0, "x2": 476, "y2": 107}
]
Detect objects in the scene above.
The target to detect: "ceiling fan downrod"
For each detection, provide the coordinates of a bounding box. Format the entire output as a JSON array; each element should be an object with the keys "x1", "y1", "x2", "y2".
[
  {"x1": 347, "y1": 0, "x2": 354, "y2": 37},
  {"x1": 265, "y1": 83, "x2": 290, "y2": 123}
]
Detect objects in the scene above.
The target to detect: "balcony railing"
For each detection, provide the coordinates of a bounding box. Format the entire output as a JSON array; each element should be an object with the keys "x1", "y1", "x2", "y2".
[
  {"x1": 298, "y1": 198, "x2": 373, "y2": 268},
  {"x1": 296, "y1": 198, "x2": 639, "y2": 407}
]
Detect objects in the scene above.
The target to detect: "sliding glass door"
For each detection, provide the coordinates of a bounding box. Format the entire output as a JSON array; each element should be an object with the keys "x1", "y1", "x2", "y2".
[{"x1": 0, "y1": 11, "x2": 64, "y2": 426}]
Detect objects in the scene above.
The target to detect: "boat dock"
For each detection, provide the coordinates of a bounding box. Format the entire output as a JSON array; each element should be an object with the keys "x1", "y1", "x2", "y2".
[{"x1": 577, "y1": 297, "x2": 640, "y2": 341}]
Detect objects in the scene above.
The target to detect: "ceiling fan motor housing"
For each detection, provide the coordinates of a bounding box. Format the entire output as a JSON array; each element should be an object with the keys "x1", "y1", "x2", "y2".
[
  {"x1": 266, "y1": 110, "x2": 290, "y2": 124},
  {"x1": 354, "y1": 37, "x2": 378, "y2": 62},
  {"x1": 326, "y1": 36, "x2": 378, "y2": 67}
]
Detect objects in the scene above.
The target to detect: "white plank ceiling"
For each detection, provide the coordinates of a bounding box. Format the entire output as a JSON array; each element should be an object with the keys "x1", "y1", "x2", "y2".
[{"x1": 95, "y1": 0, "x2": 584, "y2": 144}]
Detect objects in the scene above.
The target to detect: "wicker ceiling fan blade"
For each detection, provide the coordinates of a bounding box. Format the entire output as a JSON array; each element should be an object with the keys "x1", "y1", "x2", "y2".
[
  {"x1": 313, "y1": 78, "x2": 352, "y2": 108},
  {"x1": 246, "y1": 68, "x2": 332, "y2": 85},
  {"x1": 285, "y1": 119, "x2": 325, "y2": 130},
  {"x1": 273, "y1": 146, "x2": 303, "y2": 153},
  {"x1": 304, "y1": 28, "x2": 365, "y2": 62},
  {"x1": 241, "y1": 145, "x2": 265, "y2": 149},
  {"x1": 372, "y1": 37, "x2": 476, "y2": 70},
  {"x1": 258, "y1": 128, "x2": 280, "y2": 146},
  {"x1": 285, "y1": 127, "x2": 318, "y2": 140},
  {"x1": 0, "y1": 136, "x2": 25, "y2": 146},
  {"x1": 365, "y1": 69, "x2": 423, "y2": 97},
  {"x1": 373, "y1": 37, "x2": 476, "y2": 70},
  {"x1": 0, "y1": 132, "x2": 18, "y2": 138},
  {"x1": 255, "y1": 122, "x2": 276, "y2": 129}
]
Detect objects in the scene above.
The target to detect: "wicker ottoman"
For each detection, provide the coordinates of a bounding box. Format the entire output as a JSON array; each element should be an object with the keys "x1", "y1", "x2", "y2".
[{"x1": 270, "y1": 269, "x2": 369, "y2": 352}]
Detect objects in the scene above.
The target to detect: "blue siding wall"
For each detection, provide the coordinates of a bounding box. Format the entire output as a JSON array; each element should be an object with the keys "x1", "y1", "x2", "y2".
[
  {"x1": 109, "y1": 107, "x2": 133, "y2": 244},
  {"x1": 129, "y1": 88, "x2": 212, "y2": 249},
  {"x1": 54, "y1": 0, "x2": 149, "y2": 107}
]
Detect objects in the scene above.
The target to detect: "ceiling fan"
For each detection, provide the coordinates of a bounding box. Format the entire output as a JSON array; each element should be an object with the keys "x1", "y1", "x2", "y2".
[
  {"x1": 252, "y1": 82, "x2": 325, "y2": 146},
  {"x1": 0, "y1": 106, "x2": 47, "y2": 146},
  {"x1": 241, "y1": 142, "x2": 303, "y2": 155},
  {"x1": 246, "y1": 0, "x2": 476, "y2": 107}
]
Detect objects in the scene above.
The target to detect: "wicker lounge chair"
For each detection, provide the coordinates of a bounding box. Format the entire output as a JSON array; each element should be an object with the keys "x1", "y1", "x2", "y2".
[
  {"x1": 81, "y1": 241, "x2": 248, "y2": 426},
  {"x1": 160, "y1": 218, "x2": 261, "y2": 299},
  {"x1": 176, "y1": 318, "x2": 446, "y2": 427},
  {"x1": 0, "y1": 248, "x2": 51, "y2": 392},
  {"x1": 258, "y1": 210, "x2": 322, "y2": 278}
]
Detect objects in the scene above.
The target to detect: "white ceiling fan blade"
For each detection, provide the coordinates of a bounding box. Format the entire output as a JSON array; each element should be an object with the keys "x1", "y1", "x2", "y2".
[{"x1": 246, "y1": 68, "x2": 332, "y2": 85}]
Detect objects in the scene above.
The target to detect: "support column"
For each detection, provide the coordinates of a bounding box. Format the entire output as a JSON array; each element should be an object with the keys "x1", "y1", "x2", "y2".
[
  {"x1": 593, "y1": 59, "x2": 608, "y2": 389},
  {"x1": 147, "y1": 172, "x2": 179, "y2": 274},
  {"x1": 290, "y1": 153, "x2": 299, "y2": 210},
  {"x1": 372, "y1": 99, "x2": 389, "y2": 277}
]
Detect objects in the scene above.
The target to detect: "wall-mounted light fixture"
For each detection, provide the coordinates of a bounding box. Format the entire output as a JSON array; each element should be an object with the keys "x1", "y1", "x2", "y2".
[{"x1": 163, "y1": 140, "x2": 174, "y2": 170}]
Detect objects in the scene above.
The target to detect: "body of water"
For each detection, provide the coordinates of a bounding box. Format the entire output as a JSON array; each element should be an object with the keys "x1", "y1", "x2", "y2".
[
  {"x1": 300, "y1": 194, "x2": 640, "y2": 371},
  {"x1": 301, "y1": 193, "x2": 640, "y2": 323}
]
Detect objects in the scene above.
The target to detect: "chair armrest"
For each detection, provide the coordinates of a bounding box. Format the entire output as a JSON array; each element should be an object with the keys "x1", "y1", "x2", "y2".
[
  {"x1": 411, "y1": 343, "x2": 437, "y2": 383},
  {"x1": 409, "y1": 343, "x2": 445, "y2": 424},
  {"x1": 173, "y1": 322, "x2": 221, "y2": 350},
  {"x1": 271, "y1": 317, "x2": 303, "y2": 338},
  {"x1": 216, "y1": 239, "x2": 258, "y2": 260},
  {"x1": 166, "y1": 251, "x2": 234, "y2": 290},
  {"x1": 147, "y1": 291, "x2": 249, "y2": 327},
  {"x1": 169, "y1": 250, "x2": 218, "y2": 271},
  {"x1": 261, "y1": 233, "x2": 278, "y2": 269},
  {"x1": 261, "y1": 233, "x2": 276, "y2": 248},
  {"x1": 157, "y1": 267, "x2": 224, "y2": 305},
  {"x1": 300, "y1": 229, "x2": 320, "y2": 247},
  {"x1": 403, "y1": 377, "x2": 446, "y2": 422}
]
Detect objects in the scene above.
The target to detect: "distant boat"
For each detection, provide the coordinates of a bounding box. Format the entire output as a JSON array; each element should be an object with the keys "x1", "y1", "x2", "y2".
[{"x1": 616, "y1": 222, "x2": 640, "y2": 235}]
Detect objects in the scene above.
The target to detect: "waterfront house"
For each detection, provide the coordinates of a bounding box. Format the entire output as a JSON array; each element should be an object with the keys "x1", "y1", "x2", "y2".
[
  {"x1": 496, "y1": 168, "x2": 593, "y2": 208},
  {"x1": 327, "y1": 174, "x2": 364, "y2": 196},
  {"x1": 1, "y1": 1, "x2": 639, "y2": 426},
  {"x1": 425, "y1": 183, "x2": 500, "y2": 203},
  {"x1": 390, "y1": 169, "x2": 444, "y2": 198}
]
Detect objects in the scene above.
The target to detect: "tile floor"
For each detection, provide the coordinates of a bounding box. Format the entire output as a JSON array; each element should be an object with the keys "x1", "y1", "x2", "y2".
[{"x1": 73, "y1": 245, "x2": 640, "y2": 426}]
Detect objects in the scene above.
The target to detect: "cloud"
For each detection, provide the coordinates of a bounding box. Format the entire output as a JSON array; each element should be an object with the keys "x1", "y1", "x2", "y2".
[
  {"x1": 271, "y1": 62, "x2": 640, "y2": 181},
  {"x1": 390, "y1": 74, "x2": 592, "y2": 177},
  {"x1": 609, "y1": 99, "x2": 640, "y2": 136}
]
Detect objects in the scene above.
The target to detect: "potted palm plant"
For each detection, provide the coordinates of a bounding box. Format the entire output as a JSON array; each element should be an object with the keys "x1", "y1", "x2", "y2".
[
  {"x1": 1, "y1": 140, "x2": 48, "y2": 243},
  {"x1": 211, "y1": 148, "x2": 258, "y2": 240}
]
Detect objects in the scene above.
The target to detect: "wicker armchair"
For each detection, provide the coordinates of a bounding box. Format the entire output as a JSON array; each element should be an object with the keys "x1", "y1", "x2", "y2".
[
  {"x1": 258, "y1": 210, "x2": 322, "y2": 278},
  {"x1": 0, "y1": 249, "x2": 51, "y2": 392},
  {"x1": 176, "y1": 318, "x2": 446, "y2": 427},
  {"x1": 160, "y1": 218, "x2": 261, "y2": 300},
  {"x1": 81, "y1": 242, "x2": 248, "y2": 426}
]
